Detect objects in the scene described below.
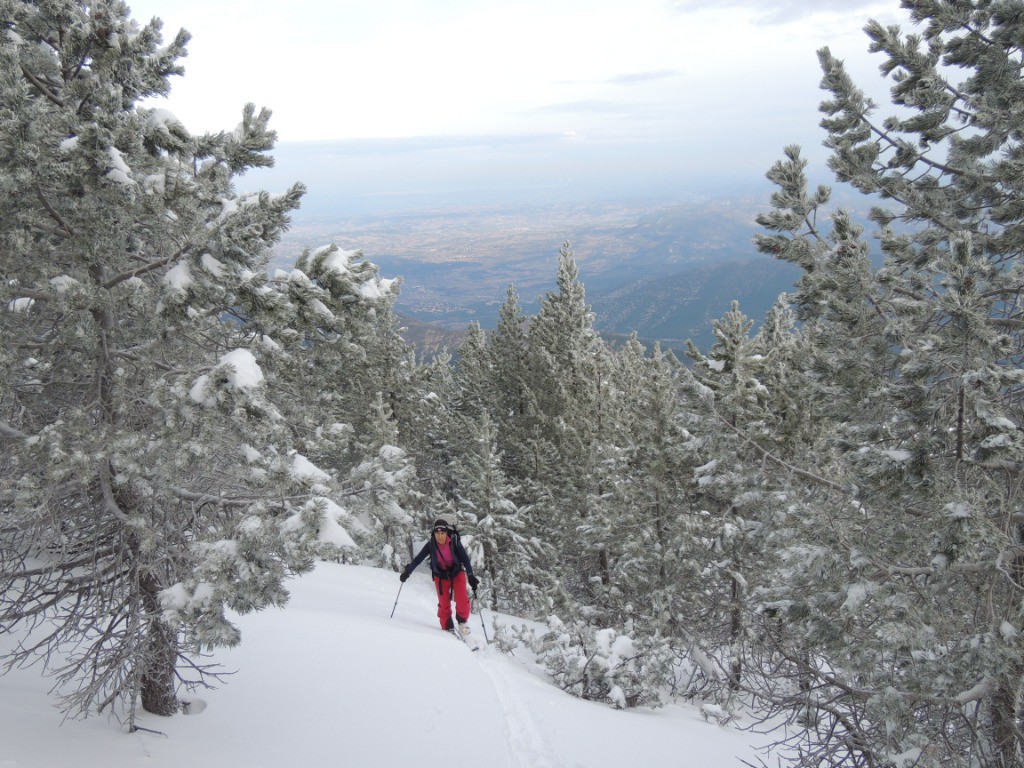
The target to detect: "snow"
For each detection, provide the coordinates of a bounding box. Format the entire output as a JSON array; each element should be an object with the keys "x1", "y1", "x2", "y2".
[
  {"x1": 105, "y1": 147, "x2": 135, "y2": 186},
  {"x1": 308, "y1": 297, "x2": 335, "y2": 320},
  {"x1": 143, "y1": 173, "x2": 165, "y2": 195},
  {"x1": 289, "y1": 453, "x2": 330, "y2": 483},
  {"x1": 841, "y1": 582, "x2": 871, "y2": 612},
  {"x1": 240, "y1": 444, "x2": 262, "y2": 463},
  {"x1": 6, "y1": 297, "x2": 34, "y2": 312},
  {"x1": 378, "y1": 444, "x2": 405, "y2": 462},
  {"x1": 200, "y1": 253, "x2": 226, "y2": 277},
  {"x1": 359, "y1": 279, "x2": 388, "y2": 299},
  {"x1": 313, "y1": 499, "x2": 357, "y2": 549},
  {"x1": 881, "y1": 449, "x2": 912, "y2": 462},
  {"x1": 163, "y1": 260, "x2": 192, "y2": 293},
  {"x1": 145, "y1": 108, "x2": 184, "y2": 134},
  {"x1": 318, "y1": 246, "x2": 356, "y2": 274},
  {"x1": 0, "y1": 563, "x2": 763, "y2": 767},
  {"x1": 1000, "y1": 620, "x2": 1017, "y2": 640},
  {"x1": 49, "y1": 275, "x2": 80, "y2": 292},
  {"x1": 217, "y1": 349, "x2": 265, "y2": 389},
  {"x1": 189, "y1": 349, "x2": 265, "y2": 406},
  {"x1": 944, "y1": 502, "x2": 971, "y2": 519}
]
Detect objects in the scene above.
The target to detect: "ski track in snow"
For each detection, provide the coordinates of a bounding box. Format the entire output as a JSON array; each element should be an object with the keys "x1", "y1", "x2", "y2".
[
  {"x1": 410, "y1": 578, "x2": 556, "y2": 767},
  {"x1": 477, "y1": 652, "x2": 558, "y2": 768}
]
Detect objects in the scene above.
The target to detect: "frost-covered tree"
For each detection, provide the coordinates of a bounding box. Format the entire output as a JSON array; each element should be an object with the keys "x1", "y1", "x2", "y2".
[
  {"x1": 489, "y1": 284, "x2": 534, "y2": 485},
  {"x1": 280, "y1": 244, "x2": 408, "y2": 475},
  {"x1": 442, "y1": 322, "x2": 499, "y2": 511},
  {"x1": 450, "y1": 322, "x2": 492, "y2": 422},
  {"x1": 0, "y1": 1, "x2": 370, "y2": 723},
  {"x1": 265, "y1": 244, "x2": 413, "y2": 568},
  {"x1": 683, "y1": 302, "x2": 789, "y2": 693},
  {"x1": 522, "y1": 245, "x2": 608, "y2": 601},
  {"x1": 447, "y1": 410, "x2": 555, "y2": 614},
  {"x1": 347, "y1": 392, "x2": 420, "y2": 569},
  {"x1": 594, "y1": 337, "x2": 722, "y2": 701},
  {"x1": 749, "y1": 3, "x2": 1024, "y2": 764}
]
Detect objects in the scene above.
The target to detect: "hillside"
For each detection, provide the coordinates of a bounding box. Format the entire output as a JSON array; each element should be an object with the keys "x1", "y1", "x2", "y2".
[
  {"x1": 591, "y1": 257, "x2": 803, "y2": 353},
  {"x1": 0, "y1": 563, "x2": 764, "y2": 767}
]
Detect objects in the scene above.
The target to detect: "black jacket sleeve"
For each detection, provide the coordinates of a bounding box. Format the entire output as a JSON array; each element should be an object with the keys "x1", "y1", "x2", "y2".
[
  {"x1": 407, "y1": 541, "x2": 431, "y2": 573},
  {"x1": 455, "y1": 539, "x2": 473, "y2": 577}
]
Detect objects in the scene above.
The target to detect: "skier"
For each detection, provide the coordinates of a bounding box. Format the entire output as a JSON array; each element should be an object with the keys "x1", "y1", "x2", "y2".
[{"x1": 400, "y1": 515, "x2": 480, "y2": 636}]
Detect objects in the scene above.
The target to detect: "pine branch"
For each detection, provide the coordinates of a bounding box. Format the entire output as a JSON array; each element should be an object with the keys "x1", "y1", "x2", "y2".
[
  {"x1": 33, "y1": 184, "x2": 74, "y2": 237},
  {"x1": 0, "y1": 421, "x2": 28, "y2": 439},
  {"x1": 101, "y1": 248, "x2": 189, "y2": 291},
  {"x1": 712, "y1": 410, "x2": 849, "y2": 493},
  {"x1": 20, "y1": 65, "x2": 64, "y2": 107}
]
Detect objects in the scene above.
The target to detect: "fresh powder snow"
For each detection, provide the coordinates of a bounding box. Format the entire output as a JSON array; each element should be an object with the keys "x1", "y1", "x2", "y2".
[{"x1": 0, "y1": 563, "x2": 766, "y2": 767}]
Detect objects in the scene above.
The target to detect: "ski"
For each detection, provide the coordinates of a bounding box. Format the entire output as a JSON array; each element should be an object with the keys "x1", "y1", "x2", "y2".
[{"x1": 450, "y1": 627, "x2": 481, "y2": 652}]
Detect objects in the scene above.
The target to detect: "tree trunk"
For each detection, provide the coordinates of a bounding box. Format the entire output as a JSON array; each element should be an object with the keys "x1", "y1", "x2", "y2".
[
  {"x1": 984, "y1": 679, "x2": 1021, "y2": 768},
  {"x1": 729, "y1": 574, "x2": 742, "y2": 690},
  {"x1": 139, "y1": 575, "x2": 179, "y2": 716}
]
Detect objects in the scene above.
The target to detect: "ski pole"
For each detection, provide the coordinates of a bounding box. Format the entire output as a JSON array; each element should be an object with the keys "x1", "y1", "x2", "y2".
[
  {"x1": 473, "y1": 594, "x2": 491, "y2": 645},
  {"x1": 389, "y1": 581, "x2": 404, "y2": 619}
]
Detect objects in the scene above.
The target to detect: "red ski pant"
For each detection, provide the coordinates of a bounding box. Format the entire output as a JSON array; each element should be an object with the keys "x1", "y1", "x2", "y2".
[{"x1": 434, "y1": 572, "x2": 470, "y2": 629}]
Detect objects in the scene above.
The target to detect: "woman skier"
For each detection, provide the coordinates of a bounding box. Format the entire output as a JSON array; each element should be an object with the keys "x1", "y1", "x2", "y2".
[{"x1": 400, "y1": 515, "x2": 479, "y2": 635}]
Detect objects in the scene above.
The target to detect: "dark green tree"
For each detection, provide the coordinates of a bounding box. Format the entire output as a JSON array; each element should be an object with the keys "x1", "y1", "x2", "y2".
[{"x1": 751, "y1": 3, "x2": 1024, "y2": 764}]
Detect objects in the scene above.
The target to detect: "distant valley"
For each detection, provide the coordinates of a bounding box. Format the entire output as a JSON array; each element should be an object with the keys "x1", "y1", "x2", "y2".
[
  {"x1": 269, "y1": 189, "x2": 827, "y2": 357},
  {"x1": 243, "y1": 137, "x2": 882, "y2": 359}
]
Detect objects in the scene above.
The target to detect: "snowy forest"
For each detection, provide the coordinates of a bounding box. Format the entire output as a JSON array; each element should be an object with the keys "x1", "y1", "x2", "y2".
[{"x1": 2, "y1": 1, "x2": 1024, "y2": 766}]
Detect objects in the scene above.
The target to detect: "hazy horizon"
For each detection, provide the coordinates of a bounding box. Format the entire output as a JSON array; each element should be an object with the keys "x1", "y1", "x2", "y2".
[{"x1": 239, "y1": 133, "x2": 824, "y2": 218}]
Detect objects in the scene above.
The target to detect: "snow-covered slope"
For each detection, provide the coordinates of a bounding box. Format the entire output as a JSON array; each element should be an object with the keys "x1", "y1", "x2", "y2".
[{"x1": 0, "y1": 563, "x2": 761, "y2": 767}]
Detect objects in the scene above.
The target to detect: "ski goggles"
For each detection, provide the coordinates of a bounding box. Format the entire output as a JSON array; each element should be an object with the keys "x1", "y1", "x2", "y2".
[{"x1": 433, "y1": 526, "x2": 450, "y2": 535}]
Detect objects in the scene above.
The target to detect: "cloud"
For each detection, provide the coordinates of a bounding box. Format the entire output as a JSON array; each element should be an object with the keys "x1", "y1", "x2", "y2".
[
  {"x1": 532, "y1": 99, "x2": 633, "y2": 116},
  {"x1": 607, "y1": 70, "x2": 680, "y2": 86},
  {"x1": 668, "y1": 0, "x2": 884, "y2": 25}
]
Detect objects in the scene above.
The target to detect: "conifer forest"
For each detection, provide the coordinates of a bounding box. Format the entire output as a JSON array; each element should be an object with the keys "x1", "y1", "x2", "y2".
[{"x1": 2, "y1": 1, "x2": 1024, "y2": 766}]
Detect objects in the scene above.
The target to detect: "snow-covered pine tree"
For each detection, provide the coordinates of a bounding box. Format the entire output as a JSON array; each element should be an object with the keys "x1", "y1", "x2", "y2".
[
  {"x1": 597, "y1": 337, "x2": 705, "y2": 700},
  {"x1": 749, "y1": 3, "x2": 1024, "y2": 764},
  {"x1": 748, "y1": 298, "x2": 817, "y2": 450},
  {"x1": 442, "y1": 322, "x2": 498, "y2": 516},
  {"x1": 0, "y1": 1, "x2": 365, "y2": 723},
  {"x1": 446, "y1": 410, "x2": 556, "y2": 615},
  {"x1": 263, "y1": 243, "x2": 415, "y2": 571},
  {"x1": 683, "y1": 301, "x2": 788, "y2": 694},
  {"x1": 756, "y1": 146, "x2": 893, "y2": 428},
  {"x1": 451, "y1": 321, "x2": 492, "y2": 421},
  {"x1": 521, "y1": 245, "x2": 607, "y2": 605},
  {"x1": 281, "y1": 244, "x2": 408, "y2": 477},
  {"x1": 572, "y1": 343, "x2": 629, "y2": 612},
  {"x1": 399, "y1": 347, "x2": 458, "y2": 513},
  {"x1": 347, "y1": 393, "x2": 420, "y2": 569},
  {"x1": 488, "y1": 284, "x2": 534, "y2": 487}
]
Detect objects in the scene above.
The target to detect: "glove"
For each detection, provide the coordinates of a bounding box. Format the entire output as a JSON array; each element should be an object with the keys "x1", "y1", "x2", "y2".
[
  {"x1": 467, "y1": 574, "x2": 479, "y2": 592},
  {"x1": 399, "y1": 567, "x2": 410, "y2": 582}
]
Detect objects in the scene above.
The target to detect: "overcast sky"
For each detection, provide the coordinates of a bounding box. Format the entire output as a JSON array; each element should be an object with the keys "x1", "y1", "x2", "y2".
[{"x1": 123, "y1": 0, "x2": 911, "y2": 210}]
